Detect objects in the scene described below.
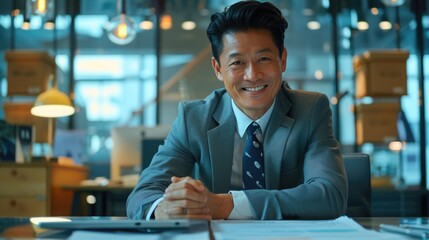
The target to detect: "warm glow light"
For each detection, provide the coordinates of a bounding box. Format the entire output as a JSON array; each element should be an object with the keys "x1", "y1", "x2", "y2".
[
  {"x1": 139, "y1": 20, "x2": 153, "y2": 30},
  {"x1": 307, "y1": 21, "x2": 321, "y2": 30},
  {"x1": 389, "y1": 141, "x2": 403, "y2": 151},
  {"x1": 44, "y1": 21, "x2": 54, "y2": 30},
  {"x1": 381, "y1": 0, "x2": 406, "y2": 7},
  {"x1": 160, "y1": 14, "x2": 172, "y2": 30},
  {"x1": 107, "y1": 14, "x2": 136, "y2": 45},
  {"x1": 379, "y1": 20, "x2": 392, "y2": 30},
  {"x1": 314, "y1": 70, "x2": 324, "y2": 80},
  {"x1": 28, "y1": 0, "x2": 53, "y2": 16},
  {"x1": 31, "y1": 105, "x2": 75, "y2": 118},
  {"x1": 357, "y1": 21, "x2": 369, "y2": 31},
  {"x1": 37, "y1": 0, "x2": 46, "y2": 13},
  {"x1": 371, "y1": 8, "x2": 379, "y2": 15},
  {"x1": 117, "y1": 22, "x2": 128, "y2": 39},
  {"x1": 31, "y1": 88, "x2": 75, "y2": 118},
  {"x1": 86, "y1": 195, "x2": 96, "y2": 204},
  {"x1": 181, "y1": 20, "x2": 196, "y2": 30},
  {"x1": 21, "y1": 21, "x2": 31, "y2": 30}
]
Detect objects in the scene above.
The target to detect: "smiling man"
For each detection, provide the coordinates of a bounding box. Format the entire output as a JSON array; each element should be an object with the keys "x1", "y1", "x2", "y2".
[{"x1": 127, "y1": 0, "x2": 348, "y2": 220}]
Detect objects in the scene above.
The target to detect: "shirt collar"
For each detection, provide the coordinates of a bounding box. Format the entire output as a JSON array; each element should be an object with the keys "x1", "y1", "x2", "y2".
[{"x1": 232, "y1": 99, "x2": 275, "y2": 138}]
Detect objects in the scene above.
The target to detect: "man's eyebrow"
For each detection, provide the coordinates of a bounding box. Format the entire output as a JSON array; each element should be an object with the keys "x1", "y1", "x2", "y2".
[
  {"x1": 228, "y1": 48, "x2": 274, "y2": 59},
  {"x1": 227, "y1": 52, "x2": 241, "y2": 59}
]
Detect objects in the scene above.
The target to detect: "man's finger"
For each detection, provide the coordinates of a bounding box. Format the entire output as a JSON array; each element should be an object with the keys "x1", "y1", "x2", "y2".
[
  {"x1": 162, "y1": 198, "x2": 207, "y2": 210},
  {"x1": 168, "y1": 176, "x2": 206, "y2": 192}
]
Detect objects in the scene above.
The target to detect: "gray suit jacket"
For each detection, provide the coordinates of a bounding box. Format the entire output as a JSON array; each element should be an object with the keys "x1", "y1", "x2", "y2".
[{"x1": 127, "y1": 82, "x2": 348, "y2": 220}]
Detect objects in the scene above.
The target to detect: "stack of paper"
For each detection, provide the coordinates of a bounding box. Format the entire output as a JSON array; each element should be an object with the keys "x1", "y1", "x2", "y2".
[
  {"x1": 211, "y1": 216, "x2": 406, "y2": 240},
  {"x1": 380, "y1": 222, "x2": 429, "y2": 239}
]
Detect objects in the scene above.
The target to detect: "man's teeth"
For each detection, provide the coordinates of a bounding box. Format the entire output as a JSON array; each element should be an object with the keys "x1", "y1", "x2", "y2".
[{"x1": 245, "y1": 85, "x2": 265, "y2": 92}]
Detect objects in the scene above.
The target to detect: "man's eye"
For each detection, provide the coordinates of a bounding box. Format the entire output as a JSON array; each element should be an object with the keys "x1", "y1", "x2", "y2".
[
  {"x1": 230, "y1": 61, "x2": 243, "y2": 66},
  {"x1": 259, "y1": 57, "x2": 271, "y2": 62}
]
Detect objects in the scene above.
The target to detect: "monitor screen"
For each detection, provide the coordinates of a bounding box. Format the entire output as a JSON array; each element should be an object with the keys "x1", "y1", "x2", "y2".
[{"x1": 141, "y1": 138, "x2": 165, "y2": 171}]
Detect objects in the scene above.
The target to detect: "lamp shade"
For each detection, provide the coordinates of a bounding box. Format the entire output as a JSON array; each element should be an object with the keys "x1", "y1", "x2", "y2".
[{"x1": 31, "y1": 88, "x2": 75, "y2": 118}]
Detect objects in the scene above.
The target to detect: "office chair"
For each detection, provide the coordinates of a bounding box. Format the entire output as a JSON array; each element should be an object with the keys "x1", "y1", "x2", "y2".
[{"x1": 343, "y1": 153, "x2": 372, "y2": 217}]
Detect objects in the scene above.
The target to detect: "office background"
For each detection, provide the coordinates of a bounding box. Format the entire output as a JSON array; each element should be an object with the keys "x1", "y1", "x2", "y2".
[{"x1": 0, "y1": 0, "x2": 428, "y2": 216}]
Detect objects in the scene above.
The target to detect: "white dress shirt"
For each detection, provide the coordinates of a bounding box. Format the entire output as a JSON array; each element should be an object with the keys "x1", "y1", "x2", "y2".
[{"x1": 228, "y1": 99, "x2": 274, "y2": 219}]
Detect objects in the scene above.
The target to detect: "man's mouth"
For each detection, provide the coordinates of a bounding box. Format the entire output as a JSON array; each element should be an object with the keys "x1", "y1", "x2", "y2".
[{"x1": 243, "y1": 85, "x2": 266, "y2": 92}]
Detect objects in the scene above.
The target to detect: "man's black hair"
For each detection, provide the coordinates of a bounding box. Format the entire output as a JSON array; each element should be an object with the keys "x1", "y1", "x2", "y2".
[{"x1": 207, "y1": 1, "x2": 288, "y2": 63}]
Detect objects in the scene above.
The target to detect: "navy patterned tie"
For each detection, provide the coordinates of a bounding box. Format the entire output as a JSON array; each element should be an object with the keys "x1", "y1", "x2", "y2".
[{"x1": 242, "y1": 122, "x2": 266, "y2": 189}]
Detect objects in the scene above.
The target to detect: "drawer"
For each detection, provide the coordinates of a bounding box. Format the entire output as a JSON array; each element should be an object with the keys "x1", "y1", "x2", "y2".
[
  {"x1": 0, "y1": 196, "x2": 47, "y2": 217},
  {"x1": 0, "y1": 167, "x2": 47, "y2": 196}
]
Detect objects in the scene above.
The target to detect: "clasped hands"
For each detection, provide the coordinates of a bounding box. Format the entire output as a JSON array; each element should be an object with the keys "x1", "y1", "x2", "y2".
[{"x1": 154, "y1": 176, "x2": 233, "y2": 220}]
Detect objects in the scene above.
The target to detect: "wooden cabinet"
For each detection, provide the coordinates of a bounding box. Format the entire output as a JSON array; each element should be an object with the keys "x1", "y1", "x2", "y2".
[{"x1": 0, "y1": 163, "x2": 87, "y2": 217}]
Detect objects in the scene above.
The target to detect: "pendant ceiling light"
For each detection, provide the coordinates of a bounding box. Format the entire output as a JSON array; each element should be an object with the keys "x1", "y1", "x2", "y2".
[
  {"x1": 107, "y1": 0, "x2": 137, "y2": 45},
  {"x1": 26, "y1": 0, "x2": 53, "y2": 16},
  {"x1": 31, "y1": 87, "x2": 75, "y2": 118},
  {"x1": 380, "y1": 0, "x2": 406, "y2": 7},
  {"x1": 379, "y1": 11, "x2": 392, "y2": 30}
]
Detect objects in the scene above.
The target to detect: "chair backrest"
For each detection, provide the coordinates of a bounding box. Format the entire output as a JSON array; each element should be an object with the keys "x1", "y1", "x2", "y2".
[{"x1": 343, "y1": 153, "x2": 372, "y2": 217}]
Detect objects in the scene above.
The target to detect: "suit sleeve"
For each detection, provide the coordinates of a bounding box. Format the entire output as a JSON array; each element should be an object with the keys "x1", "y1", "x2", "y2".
[
  {"x1": 126, "y1": 102, "x2": 195, "y2": 219},
  {"x1": 244, "y1": 93, "x2": 348, "y2": 220}
]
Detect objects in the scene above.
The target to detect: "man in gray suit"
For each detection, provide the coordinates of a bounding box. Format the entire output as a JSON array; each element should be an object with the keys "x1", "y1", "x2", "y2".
[{"x1": 127, "y1": 0, "x2": 347, "y2": 220}]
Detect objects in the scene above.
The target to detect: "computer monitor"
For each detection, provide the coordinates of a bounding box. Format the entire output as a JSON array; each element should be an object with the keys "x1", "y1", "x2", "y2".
[
  {"x1": 141, "y1": 138, "x2": 165, "y2": 171},
  {"x1": 110, "y1": 125, "x2": 170, "y2": 181}
]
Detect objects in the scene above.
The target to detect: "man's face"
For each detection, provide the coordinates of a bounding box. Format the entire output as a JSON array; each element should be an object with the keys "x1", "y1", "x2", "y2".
[{"x1": 211, "y1": 29, "x2": 287, "y2": 120}]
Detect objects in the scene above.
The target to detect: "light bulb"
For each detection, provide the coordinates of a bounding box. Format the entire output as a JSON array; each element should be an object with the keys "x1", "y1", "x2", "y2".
[
  {"x1": 380, "y1": 0, "x2": 406, "y2": 7},
  {"x1": 379, "y1": 20, "x2": 392, "y2": 30},
  {"x1": 27, "y1": 0, "x2": 53, "y2": 16},
  {"x1": 181, "y1": 21, "x2": 196, "y2": 30},
  {"x1": 357, "y1": 21, "x2": 369, "y2": 31},
  {"x1": 140, "y1": 20, "x2": 153, "y2": 30},
  {"x1": 107, "y1": 14, "x2": 136, "y2": 45},
  {"x1": 21, "y1": 20, "x2": 31, "y2": 30},
  {"x1": 44, "y1": 20, "x2": 54, "y2": 30},
  {"x1": 307, "y1": 20, "x2": 321, "y2": 30},
  {"x1": 160, "y1": 14, "x2": 172, "y2": 30}
]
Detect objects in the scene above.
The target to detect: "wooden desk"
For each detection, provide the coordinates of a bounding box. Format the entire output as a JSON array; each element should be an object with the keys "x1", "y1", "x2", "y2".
[
  {"x1": 0, "y1": 217, "x2": 419, "y2": 239},
  {"x1": 0, "y1": 163, "x2": 87, "y2": 217},
  {"x1": 62, "y1": 185, "x2": 134, "y2": 216}
]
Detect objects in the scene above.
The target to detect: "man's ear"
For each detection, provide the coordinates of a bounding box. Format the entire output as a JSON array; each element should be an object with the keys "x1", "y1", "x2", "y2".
[{"x1": 211, "y1": 57, "x2": 223, "y2": 81}]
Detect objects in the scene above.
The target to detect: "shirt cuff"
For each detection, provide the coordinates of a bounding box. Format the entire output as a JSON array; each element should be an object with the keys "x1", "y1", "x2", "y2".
[
  {"x1": 227, "y1": 191, "x2": 255, "y2": 220},
  {"x1": 145, "y1": 197, "x2": 164, "y2": 220}
]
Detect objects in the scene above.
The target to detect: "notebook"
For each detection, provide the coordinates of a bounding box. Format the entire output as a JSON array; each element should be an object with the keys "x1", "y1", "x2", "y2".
[{"x1": 32, "y1": 217, "x2": 206, "y2": 232}]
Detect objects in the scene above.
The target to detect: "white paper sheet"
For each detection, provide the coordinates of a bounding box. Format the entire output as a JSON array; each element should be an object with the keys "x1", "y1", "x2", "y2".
[{"x1": 211, "y1": 216, "x2": 407, "y2": 240}]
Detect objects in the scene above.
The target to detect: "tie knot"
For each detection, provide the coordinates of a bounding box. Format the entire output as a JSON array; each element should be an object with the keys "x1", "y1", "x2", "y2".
[{"x1": 246, "y1": 122, "x2": 260, "y2": 135}]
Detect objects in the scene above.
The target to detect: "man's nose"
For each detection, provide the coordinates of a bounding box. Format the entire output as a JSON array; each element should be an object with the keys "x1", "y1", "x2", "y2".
[{"x1": 243, "y1": 62, "x2": 262, "y2": 81}]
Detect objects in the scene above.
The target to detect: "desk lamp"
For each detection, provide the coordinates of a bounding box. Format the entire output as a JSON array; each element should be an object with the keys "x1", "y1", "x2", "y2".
[
  {"x1": 30, "y1": 81, "x2": 75, "y2": 160},
  {"x1": 31, "y1": 87, "x2": 75, "y2": 118}
]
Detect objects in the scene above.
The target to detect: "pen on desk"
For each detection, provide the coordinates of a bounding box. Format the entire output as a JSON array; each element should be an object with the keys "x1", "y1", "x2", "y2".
[{"x1": 380, "y1": 224, "x2": 429, "y2": 239}]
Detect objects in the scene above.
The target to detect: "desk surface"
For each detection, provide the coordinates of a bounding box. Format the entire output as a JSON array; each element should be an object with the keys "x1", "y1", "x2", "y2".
[
  {"x1": 63, "y1": 184, "x2": 134, "y2": 192},
  {"x1": 0, "y1": 217, "x2": 421, "y2": 239}
]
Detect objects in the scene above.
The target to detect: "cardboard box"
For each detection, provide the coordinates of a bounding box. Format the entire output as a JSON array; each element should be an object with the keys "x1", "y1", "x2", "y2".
[
  {"x1": 354, "y1": 50, "x2": 409, "y2": 98},
  {"x1": 3, "y1": 102, "x2": 54, "y2": 143},
  {"x1": 355, "y1": 102, "x2": 400, "y2": 145},
  {"x1": 4, "y1": 51, "x2": 55, "y2": 96}
]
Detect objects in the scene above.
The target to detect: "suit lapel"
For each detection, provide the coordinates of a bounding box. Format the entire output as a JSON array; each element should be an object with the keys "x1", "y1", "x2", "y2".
[
  {"x1": 264, "y1": 87, "x2": 295, "y2": 189},
  {"x1": 208, "y1": 93, "x2": 235, "y2": 193}
]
